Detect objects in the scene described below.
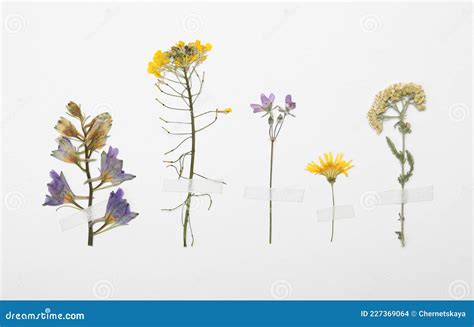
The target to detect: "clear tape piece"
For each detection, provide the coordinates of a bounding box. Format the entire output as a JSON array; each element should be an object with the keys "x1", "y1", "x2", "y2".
[
  {"x1": 378, "y1": 185, "x2": 434, "y2": 205},
  {"x1": 317, "y1": 205, "x2": 355, "y2": 222},
  {"x1": 59, "y1": 201, "x2": 107, "y2": 232},
  {"x1": 244, "y1": 186, "x2": 305, "y2": 202},
  {"x1": 162, "y1": 178, "x2": 224, "y2": 194}
]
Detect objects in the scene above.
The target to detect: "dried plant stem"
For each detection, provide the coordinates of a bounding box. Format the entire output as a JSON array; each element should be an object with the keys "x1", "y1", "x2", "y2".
[
  {"x1": 399, "y1": 132, "x2": 406, "y2": 247},
  {"x1": 330, "y1": 182, "x2": 335, "y2": 242},
  {"x1": 81, "y1": 121, "x2": 95, "y2": 247},
  {"x1": 182, "y1": 68, "x2": 196, "y2": 248},
  {"x1": 85, "y1": 157, "x2": 95, "y2": 247},
  {"x1": 269, "y1": 140, "x2": 275, "y2": 244}
]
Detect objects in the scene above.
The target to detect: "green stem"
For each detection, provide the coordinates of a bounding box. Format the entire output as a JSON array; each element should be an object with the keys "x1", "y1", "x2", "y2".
[
  {"x1": 269, "y1": 140, "x2": 275, "y2": 244},
  {"x1": 330, "y1": 182, "x2": 335, "y2": 242},
  {"x1": 399, "y1": 132, "x2": 406, "y2": 247},
  {"x1": 182, "y1": 68, "x2": 196, "y2": 248}
]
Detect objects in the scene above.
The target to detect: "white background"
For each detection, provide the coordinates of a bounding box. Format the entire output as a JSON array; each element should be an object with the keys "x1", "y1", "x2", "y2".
[{"x1": 1, "y1": 2, "x2": 472, "y2": 300}]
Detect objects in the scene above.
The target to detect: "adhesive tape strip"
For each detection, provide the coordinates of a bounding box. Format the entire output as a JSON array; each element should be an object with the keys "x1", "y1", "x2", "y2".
[
  {"x1": 316, "y1": 205, "x2": 355, "y2": 222},
  {"x1": 244, "y1": 186, "x2": 305, "y2": 202},
  {"x1": 58, "y1": 200, "x2": 107, "y2": 232},
  {"x1": 162, "y1": 178, "x2": 224, "y2": 194},
  {"x1": 378, "y1": 185, "x2": 434, "y2": 205}
]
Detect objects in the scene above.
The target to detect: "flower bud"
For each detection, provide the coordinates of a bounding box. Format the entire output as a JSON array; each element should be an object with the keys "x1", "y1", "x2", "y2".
[
  {"x1": 268, "y1": 115, "x2": 274, "y2": 126},
  {"x1": 85, "y1": 113, "x2": 112, "y2": 151},
  {"x1": 55, "y1": 117, "x2": 81, "y2": 139},
  {"x1": 66, "y1": 101, "x2": 83, "y2": 120}
]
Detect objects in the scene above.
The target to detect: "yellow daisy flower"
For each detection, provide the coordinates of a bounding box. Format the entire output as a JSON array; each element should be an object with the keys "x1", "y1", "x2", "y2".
[{"x1": 306, "y1": 152, "x2": 353, "y2": 183}]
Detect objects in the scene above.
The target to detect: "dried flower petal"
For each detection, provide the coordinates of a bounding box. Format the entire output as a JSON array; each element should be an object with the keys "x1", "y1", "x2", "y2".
[
  {"x1": 251, "y1": 93, "x2": 275, "y2": 113},
  {"x1": 85, "y1": 113, "x2": 112, "y2": 151},
  {"x1": 51, "y1": 137, "x2": 79, "y2": 164},
  {"x1": 43, "y1": 170, "x2": 75, "y2": 206},
  {"x1": 55, "y1": 117, "x2": 81, "y2": 139},
  {"x1": 104, "y1": 188, "x2": 138, "y2": 225},
  {"x1": 66, "y1": 101, "x2": 83, "y2": 120},
  {"x1": 86, "y1": 146, "x2": 135, "y2": 186}
]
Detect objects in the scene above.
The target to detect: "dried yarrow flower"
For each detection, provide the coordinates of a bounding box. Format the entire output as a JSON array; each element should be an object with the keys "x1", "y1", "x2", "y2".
[
  {"x1": 367, "y1": 82, "x2": 426, "y2": 134},
  {"x1": 367, "y1": 83, "x2": 426, "y2": 247}
]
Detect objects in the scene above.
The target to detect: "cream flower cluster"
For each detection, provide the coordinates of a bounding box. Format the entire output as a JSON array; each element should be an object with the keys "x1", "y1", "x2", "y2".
[{"x1": 368, "y1": 83, "x2": 426, "y2": 134}]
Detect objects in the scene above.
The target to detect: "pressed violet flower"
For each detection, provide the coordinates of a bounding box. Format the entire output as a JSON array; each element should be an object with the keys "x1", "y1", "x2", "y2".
[
  {"x1": 251, "y1": 93, "x2": 275, "y2": 114},
  {"x1": 86, "y1": 146, "x2": 135, "y2": 186},
  {"x1": 44, "y1": 102, "x2": 136, "y2": 246},
  {"x1": 94, "y1": 188, "x2": 138, "y2": 235},
  {"x1": 306, "y1": 152, "x2": 353, "y2": 242},
  {"x1": 51, "y1": 137, "x2": 80, "y2": 164},
  {"x1": 368, "y1": 83, "x2": 426, "y2": 247},
  {"x1": 250, "y1": 93, "x2": 296, "y2": 244},
  {"x1": 279, "y1": 94, "x2": 296, "y2": 116},
  {"x1": 43, "y1": 170, "x2": 86, "y2": 206},
  {"x1": 147, "y1": 40, "x2": 230, "y2": 247}
]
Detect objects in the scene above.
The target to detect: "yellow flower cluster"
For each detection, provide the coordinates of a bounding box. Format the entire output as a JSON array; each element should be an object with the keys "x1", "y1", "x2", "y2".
[
  {"x1": 368, "y1": 83, "x2": 426, "y2": 134},
  {"x1": 147, "y1": 40, "x2": 212, "y2": 78},
  {"x1": 306, "y1": 152, "x2": 353, "y2": 184}
]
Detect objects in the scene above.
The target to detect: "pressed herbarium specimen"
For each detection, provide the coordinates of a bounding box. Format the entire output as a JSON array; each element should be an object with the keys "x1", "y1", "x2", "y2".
[
  {"x1": 43, "y1": 102, "x2": 137, "y2": 246},
  {"x1": 368, "y1": 83, "x2": 426, "y2": 247},
  {"x1": 147, "y1": 40, "x2": 231, "y2": 247},
  {"x1": 250, "y1": 93, "x2": 296, "y2": 244},
  {"x1": 306, "y1": 152, "x2": 353, "y2": 242}
]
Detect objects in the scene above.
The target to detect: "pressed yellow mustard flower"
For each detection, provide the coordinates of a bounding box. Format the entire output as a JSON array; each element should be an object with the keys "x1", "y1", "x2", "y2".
[
  {"x1": 147, "y1": 40, "x2": 212, "y2": 78},
  {"x1": 306, "y1": 152, "x2": 353, "y2": 184},
  {"x1": 367, "y1": 83, "x2": 426, "y2": 134},
  {"x1": 147, "y1": 40, "x2": 229, "y2": 248}
]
